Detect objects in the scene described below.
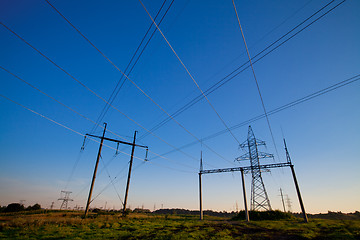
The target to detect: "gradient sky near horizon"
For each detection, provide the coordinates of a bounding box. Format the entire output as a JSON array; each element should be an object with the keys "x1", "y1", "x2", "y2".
[{"x1": 0, "y1": 0, "x2": 359, "y2": 213}]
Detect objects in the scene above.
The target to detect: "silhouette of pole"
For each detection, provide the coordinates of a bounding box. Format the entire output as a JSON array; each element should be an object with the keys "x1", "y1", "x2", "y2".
[
  {"x1": 199, "y1": 151, "x2": 203, "y2": 220},
  {"x1": 280, "y1": 188, "x2": 286, "y2": 212},
  {"x1": 84, "y1": 122, "x2": 107, "y2": 217},
  {"x1": 240, "y1": 168, "x2": 249, "y2": 222},
  {"x1": 290, "y1": 164, "x2": 308, "y2": 223},
  {"x1": 199, "y1": 172, "x2": 203, "y2": 220},
  {"x1": 123, "y1": 131, "x2": 137, "y2": 215},
  {"x1": 284, "y1": 138, "x2": 308, "y2": 223}
]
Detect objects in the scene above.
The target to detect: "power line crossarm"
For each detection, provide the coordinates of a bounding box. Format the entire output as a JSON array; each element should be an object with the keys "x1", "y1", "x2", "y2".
[
  {"x1": 86, "y1": 134, "x2": 148, "y2": 149},
  {"x1": 201, "y1": 162, "x2": 291, "y2": 175}
]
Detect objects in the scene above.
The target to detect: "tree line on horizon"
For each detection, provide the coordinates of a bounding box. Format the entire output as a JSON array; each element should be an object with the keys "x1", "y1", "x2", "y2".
[{"x1": 0, "y1": 203, "x2": 41, "y2": 213}]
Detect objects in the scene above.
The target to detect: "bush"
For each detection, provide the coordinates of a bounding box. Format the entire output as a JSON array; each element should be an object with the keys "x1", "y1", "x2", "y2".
[
  {"x1": 27, "y1": 204, "x2": 41, "y2": 211},
  {"x1": 0, "y1": 206, "x2": 6, "y2": 213},
  {"x1": 232, "y1": 210, "x2": 294, "y2": 221},
  {"x1": 132, "y1": 208, "x2": 151, "y2": 213},
  {"x1": 4, "y1": 203, "x2": 25, "y2": 213}
]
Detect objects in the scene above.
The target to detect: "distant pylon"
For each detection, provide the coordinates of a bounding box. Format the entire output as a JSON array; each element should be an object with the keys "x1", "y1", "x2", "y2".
[
  {"x1": 286, "y1": 195, "x2": 292, "y2": 212},
  {"x1": 236, "y1": 126, "x2": 272, "y2": 211},
  {"x1": 279, "y1": 188, "x2": 286, "y2": 212},
  {"x1": 58, "y1": 190, "x2": 73, "y2": 210}
]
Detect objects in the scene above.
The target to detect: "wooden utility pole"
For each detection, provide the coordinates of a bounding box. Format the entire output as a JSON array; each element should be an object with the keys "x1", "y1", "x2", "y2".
[
  {"x1": 240, "y1": 168, "x2": 249, "y2": 222},
  {"x1": 290, "y1": 164, "x2": 308, "y2": 223},
  {"x1": 84, "y1": 123, "x2": 107, "y2": 217},
  {"x1": 284, "y1": 139, "x2": 308, "y2": 223},
  {"x1": 83, "y1": 126, "x2": 147, "y2": 218},
  {"x1": 123, "y1": 131, "x2": 137, "y2": 215},
  {"x1": 199, "y1": 151, "x2": 203, "y2": 220}
]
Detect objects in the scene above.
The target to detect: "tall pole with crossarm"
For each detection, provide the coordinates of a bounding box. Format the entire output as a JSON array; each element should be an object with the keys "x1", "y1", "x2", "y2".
[
  {"x1": 84, "y1": 123, "x2": 107, "y2": 217},
  {"x1": 83, "y1": 125, "x2": 148, "y2": 218},
  {"x1": 123, "y1": 131, "x2": 137, "y2": 215}
]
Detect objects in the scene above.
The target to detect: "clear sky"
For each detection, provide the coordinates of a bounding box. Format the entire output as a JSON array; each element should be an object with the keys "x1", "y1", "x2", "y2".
[{"x1": 0, "y1": 0, "x2": 359, "y2": 213}]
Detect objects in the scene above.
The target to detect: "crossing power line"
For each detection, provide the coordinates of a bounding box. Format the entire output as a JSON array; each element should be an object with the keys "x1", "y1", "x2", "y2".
[
  {"x1": 139, "y1": 0, "x2": 242, "y2": 146},
  {"x1": 0, "y1": 93, "x2": 200, "y2": 208},
  {"x1": 44, "y1": 0, "x2": 175, "y2": 136},
  {"x1": 9, "y1": 4, "x2": 234, "y2": 166},
  {"x1": 0, "y1": 92, "x2": 197, "y2": 210},
  {"x1": 0, "y1": 22, "x2": 227, "y2": 167},
  {"x1": 232, "y1": 0, "x2": 280, "y2": 159},
  {"x1": 0, "y1": 66, "x2": 196, "y2": 171},
  {"x1": 150, "y1": 73, "x2": 360, "y2": 160},
  {"x1": 137, "y1": 0, "x2": 347, "y2": 140}
]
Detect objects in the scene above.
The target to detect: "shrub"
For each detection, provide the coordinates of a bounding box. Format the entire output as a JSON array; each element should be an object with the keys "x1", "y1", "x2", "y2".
[
  {"x1": 4, "y1": 203, "x2": 25, "y2": 213},
  {"x1": 27, "y1": 204, "x2": 41, "y2": 211},
  {"x1": 132, "y1": 208, "x2": 151, "y2": 213},
  {"x1": 232, "y1": 210, "x2": 294, "y2": 221}
]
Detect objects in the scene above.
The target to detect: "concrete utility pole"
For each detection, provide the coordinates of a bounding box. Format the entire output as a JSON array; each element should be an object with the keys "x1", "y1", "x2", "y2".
[{"x1": 84, "y1": 123, "x2": 107, "y2": 217}]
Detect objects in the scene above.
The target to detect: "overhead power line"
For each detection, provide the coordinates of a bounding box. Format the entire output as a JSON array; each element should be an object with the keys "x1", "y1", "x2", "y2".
[
  {"x1": 0, "y1": 66, "x2": 196, "y2": 171},
  {"x1": 151, "y1": 73, "x2": 360, "y2": 159},
  {"x1": 28, "y1": 3, "x2": 234, "y2": 166},
  {"x1": 0, "y1": 66, "x2": 126, "y2": 141},
  {"x1": 88, "y1": 0, "x2": 175, "y2": 135},
  {"x1": 137, "y1": 0, "x2": 346, "y2": 140},
  {"x1": 0, "y1": 22, "x2": 226, "y2": 167},
  {"x1": 45, "y1": 0, "x2": 173, "y2": 135},
  {"x1": 0, "y1": 93, "x2": 145, "y2": 161},
  {"x1": 139, "y1": 0, "x2": 241, "y2": 146},
  {"x1": 232, "y1": 0, "x2": 279, "y2": 159},
  {"x1": 0, "y1": 93, "x2": 201, "y2": 182}
]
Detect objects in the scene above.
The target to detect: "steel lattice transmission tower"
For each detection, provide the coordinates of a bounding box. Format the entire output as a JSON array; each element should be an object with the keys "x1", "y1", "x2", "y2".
[
  {"x1": 236, "y1": 126, "x2": 273, "y2": 211},
  {"x1": 58, "y1": 190, "x2": 73, "y2": 210}
]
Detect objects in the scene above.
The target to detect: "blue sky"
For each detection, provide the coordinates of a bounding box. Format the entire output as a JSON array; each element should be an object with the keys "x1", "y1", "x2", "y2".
[{"x1": 0, "y1": 0, "x2": 359, "y2": 213}]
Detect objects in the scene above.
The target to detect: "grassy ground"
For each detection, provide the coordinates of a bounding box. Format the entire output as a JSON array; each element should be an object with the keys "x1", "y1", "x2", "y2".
[{"x1": 0, "y1": 211, "x2": 359, "y2": 239}]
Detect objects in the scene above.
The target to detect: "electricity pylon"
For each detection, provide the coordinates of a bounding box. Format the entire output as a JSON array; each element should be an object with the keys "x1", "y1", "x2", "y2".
[
  {"x1": 201, "y1": 129, "x2": 308, "y2": 222},
  {"x1": 58, "y1": 190, "x2": 73, "y2": 210},
  {"x1": 286, "y1": 195, "x2": 292, "y2": 212},
  {"x1": 236, "y1": 126, "x2": 272, "y2": 211}
]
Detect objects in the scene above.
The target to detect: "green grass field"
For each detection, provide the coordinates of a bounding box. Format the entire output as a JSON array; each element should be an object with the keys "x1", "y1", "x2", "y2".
[{"x1": 1, "y1": 211, "x2": 359, "y2": 239}]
